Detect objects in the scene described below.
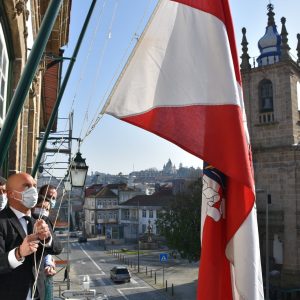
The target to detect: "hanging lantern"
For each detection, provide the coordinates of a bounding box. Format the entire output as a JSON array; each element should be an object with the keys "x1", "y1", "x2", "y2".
[{"x1": 70, "y1": 152, "x2": 88, "y2": 188}]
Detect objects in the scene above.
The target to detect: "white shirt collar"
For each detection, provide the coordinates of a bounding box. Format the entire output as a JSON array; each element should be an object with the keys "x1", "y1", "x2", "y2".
[{"x1": 9, "y1": 206, "x2": 31, "y2": 220}]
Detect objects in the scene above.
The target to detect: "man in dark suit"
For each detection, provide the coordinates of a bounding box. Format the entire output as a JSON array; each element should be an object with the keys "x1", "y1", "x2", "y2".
[{"x1": 0, "y1": 172, "x2": 62, "y2": 300}]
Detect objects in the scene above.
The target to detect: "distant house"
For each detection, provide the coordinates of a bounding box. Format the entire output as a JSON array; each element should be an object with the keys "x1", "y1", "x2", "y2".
[
  {"x1": 84, "y1": 186, "x2": 118, "y2": 238},
  {"x1": 83, "y1": 183, "x2": 144, "y2": 239},
  {"x1": 119, "y1": 189, "x2": 174, "y2": 242}
]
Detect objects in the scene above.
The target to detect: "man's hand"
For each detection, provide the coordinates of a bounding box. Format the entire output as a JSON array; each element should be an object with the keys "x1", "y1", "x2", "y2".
[
  {"x1": 45, "y1": 266, "x2": 56, "y2": 276},
  {"x1": 34, "y1": 219, "x2": 51, "y2": 240},
  {"x1": 19, "y1": 234, "x2": 39, "y2": 257}
]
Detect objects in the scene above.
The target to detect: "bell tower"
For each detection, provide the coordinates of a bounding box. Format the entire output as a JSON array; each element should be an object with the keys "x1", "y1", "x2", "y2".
[{"x1": 241, "y1": 4, "x2": 300, "y2": 288}]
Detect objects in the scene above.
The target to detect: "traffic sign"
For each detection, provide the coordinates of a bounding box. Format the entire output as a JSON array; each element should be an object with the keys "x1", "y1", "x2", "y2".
[
  {"x1": 61, "y1": 289, "x2": 96, "y2": 299},
  {"x1": 160, "y1": 253, "x2": 168, "y2": 262}
]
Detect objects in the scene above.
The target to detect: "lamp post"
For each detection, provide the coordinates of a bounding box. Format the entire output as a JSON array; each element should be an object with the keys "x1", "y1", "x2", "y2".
[
  {"x1": 256, "y1": 189, "x2": 271, "y2": 300},
  {"x1": 266, "y1": 194, "x2": 271, "y2": 300},
  {"x1": 70, "y1": 151, "x2": 88, "y2": 239},
  {"x1": 137, "y1": 200, "x2": 140, "y2": 273},
  {"x1": 64, "y1": 177, "x2": 72, "y2": 290},
  {"x1": 65, "y1": 151, "x2": 88, "y2": 288}
]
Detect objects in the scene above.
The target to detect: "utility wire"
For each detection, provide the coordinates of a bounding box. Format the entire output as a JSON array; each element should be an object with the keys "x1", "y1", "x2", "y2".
[
  {"x1": 79, "y1": 0, "x2": 119, "y2": 139},
  {"x1": 82, "y1": 0, "x2": 157, "y2": 142}
]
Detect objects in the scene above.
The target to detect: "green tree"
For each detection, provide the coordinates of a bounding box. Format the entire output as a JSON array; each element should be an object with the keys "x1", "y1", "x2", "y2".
[{"x1": 156, "y1": 179, "x2": 202, "y2": 262}]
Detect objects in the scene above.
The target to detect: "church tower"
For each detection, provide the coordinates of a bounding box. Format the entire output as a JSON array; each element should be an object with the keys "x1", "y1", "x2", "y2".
[{"x1": 241, "y1": 4, "x2": 300, "y2": 288}]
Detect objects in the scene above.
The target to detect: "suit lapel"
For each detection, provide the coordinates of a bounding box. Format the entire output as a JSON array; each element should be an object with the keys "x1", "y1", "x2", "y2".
[{"x1": 7, "y1": 207, "x2": 26, "y2": 239}]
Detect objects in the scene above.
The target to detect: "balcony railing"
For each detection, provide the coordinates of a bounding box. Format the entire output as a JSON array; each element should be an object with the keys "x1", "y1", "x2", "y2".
[{"x1": 259, "y1": 112, "x2": 274, "y2": 124}]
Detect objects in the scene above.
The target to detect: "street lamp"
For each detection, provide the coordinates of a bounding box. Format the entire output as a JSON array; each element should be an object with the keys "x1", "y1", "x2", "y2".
[
  {"x1": 70, "y1": 152, "x2": 88, "y2": 188},
  {"x1": 66, "y1": 152, "x2": 88, "y2": 289},
  {"x1": 64, "y1": 176, "x2": 72, "y2": 290},
  {"x1": 256, "y1": 189, "x2": 271, "y2": 300},
  {"x1": 266, "y1": 194, "x2": 272, "y2": 300}
]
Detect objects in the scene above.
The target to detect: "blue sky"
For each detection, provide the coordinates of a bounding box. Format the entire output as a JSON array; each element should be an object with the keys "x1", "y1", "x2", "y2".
[{"x1": 56, "y1": 0, "x2": 300, "y2": 176}]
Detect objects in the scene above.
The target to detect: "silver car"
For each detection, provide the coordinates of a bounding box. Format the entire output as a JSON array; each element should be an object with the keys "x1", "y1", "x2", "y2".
[{"x1": 110, "y1": 266, "x2": 131, "y2": 283}]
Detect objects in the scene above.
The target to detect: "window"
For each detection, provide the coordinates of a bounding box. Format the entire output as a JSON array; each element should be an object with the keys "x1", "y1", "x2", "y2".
[
  {"x1": 259, "y1": 79, "x2": 273, "y2": 113},
  {"x1": 149, "y1": 209, "x2": 153, "y2": 218},
  {"x1": 90, "y1": 211, "x2": 94, "y2": 222},
  {"x1": 131, "y1": 224, "x2": 138, "y2": 234},
  {"x1": 142, "y1": 224, "x2": 146, "y2": 233},
  {"x1": 142, "y1": 209, "x2": 146, "y2": 218},
  {"x1": 124, "y1": 209, "x2": 130, "y2": 220},
  {"x1": 0, "y1": 23, "x2": 9, "y2": 127}
]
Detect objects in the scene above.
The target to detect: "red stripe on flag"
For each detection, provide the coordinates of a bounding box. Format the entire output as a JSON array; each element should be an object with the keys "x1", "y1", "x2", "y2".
[
  {"x1": 122, "y1": 105, "x2": 254, "y2": 242},
  {"x1": 122, "y1": 105, "x2": 252, "y2": 187},
  {"x1": 198, "y1": 206, "x2": 232, "y2": 299},
  {"x1": 172, "y1": 0, "x2": 241, "y2": 85}
]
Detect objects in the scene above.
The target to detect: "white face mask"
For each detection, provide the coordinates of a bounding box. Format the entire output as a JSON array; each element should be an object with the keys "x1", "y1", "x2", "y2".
[
  {"x1": 34, "y1": 207, "x2": 49, "y2": 217},
  {"x1": 0, "y1": 194, "x2": 7, "y2": 211},
  {"x1": 14, "y1": 187, "x2": 38, "y2": 208},
  {"x1": 50, "y1": 198, "x2": 56, "y2": 209}
]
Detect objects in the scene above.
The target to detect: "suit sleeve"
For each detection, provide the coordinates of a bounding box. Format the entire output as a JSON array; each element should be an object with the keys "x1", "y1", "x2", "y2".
[
  {"x1": 43, "y1": 219, "x2": 63, "y2": 255},
  {"x1": 0, "y1": 222, "x2": 14, "y2": 274}
]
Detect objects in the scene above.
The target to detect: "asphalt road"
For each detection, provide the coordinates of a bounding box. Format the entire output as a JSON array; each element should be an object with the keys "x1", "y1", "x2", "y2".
[{"x1": 67, "y1": 240, "x2": 170, "y2": 300}]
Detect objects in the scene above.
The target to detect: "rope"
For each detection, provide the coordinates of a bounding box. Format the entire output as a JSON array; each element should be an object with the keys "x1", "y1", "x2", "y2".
[
  {"x1": 79, "y1": 0, "x2": 119, "y2": 139},
  {"x1": 68, "y1": 0, "x2": 108, "y2": 116},
  {"x1": 82, "y1": 0, "x2": 157, "y2": 142}
]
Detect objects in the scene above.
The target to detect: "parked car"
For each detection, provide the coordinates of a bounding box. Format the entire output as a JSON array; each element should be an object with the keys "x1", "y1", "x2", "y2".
[
  {"x1": 110, "y1": 266, "x2": 131, "y2": 283},
  {"x1": 70, "y1": 231, "x2": 79, "y2": 238},
  {"x1": 78, "y1": 236, "x2": 87, "y2": 243}
]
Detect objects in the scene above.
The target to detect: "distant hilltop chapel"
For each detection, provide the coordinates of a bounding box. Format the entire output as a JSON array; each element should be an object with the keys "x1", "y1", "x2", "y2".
[{"x1": 241, "y1": 4, "x2": 300, "y2": 290}]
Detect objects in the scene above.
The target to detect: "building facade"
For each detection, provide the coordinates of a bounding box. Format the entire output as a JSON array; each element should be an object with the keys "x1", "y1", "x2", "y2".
[
  {"x1": 119, "y1": 190, "x2": 173, "y2": 242},
  {"x1": 0, "y1": 0, "x2": 71, "y2": 177},
  {"x1": 241, "y1": 4, "x2": 300, "y2": 287}
]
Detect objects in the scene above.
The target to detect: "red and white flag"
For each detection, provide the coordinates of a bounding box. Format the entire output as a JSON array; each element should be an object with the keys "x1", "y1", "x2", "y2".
[{"x1": 105, "y1": 0, "x2": 264, "y2": 299}]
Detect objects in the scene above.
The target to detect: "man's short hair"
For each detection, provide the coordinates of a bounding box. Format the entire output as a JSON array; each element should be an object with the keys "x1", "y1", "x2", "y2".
[
  {"x1": 39, "y1": 184, "x2": 56, "y2": 196},
  {"x1": 0, "y1": 176, "x2": 6, "y2": 186}
]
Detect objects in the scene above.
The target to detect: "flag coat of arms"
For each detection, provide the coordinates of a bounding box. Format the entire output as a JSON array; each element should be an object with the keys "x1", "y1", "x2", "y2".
[{"x1": 104, "y1": 0, "x2": 264, "y2": 299}]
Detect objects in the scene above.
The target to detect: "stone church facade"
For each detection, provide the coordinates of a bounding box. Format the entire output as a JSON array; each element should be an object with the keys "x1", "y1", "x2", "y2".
[{"x1": 241, "y1": 4, "x2": 300, "y2": 287}]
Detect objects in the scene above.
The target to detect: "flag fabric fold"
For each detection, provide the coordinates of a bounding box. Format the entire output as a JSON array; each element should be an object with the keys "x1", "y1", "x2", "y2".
[{"x1": 105, "y1": 0, "x2": 264, "y2": 299}]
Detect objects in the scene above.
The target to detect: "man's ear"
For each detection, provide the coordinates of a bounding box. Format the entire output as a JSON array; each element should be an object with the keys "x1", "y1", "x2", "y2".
[{"x1": 7, "y1": 190, "x2": 15, "y2": 199}]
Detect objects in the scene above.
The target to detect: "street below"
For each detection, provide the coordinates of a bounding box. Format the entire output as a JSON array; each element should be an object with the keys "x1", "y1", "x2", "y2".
[{"x1": 54, "y1": 238, "x2": 181, "y2": 299}]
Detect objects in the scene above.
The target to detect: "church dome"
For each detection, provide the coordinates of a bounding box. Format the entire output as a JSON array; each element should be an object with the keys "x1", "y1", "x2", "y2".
[
  {"x1": 257, "y1": 4, "x2": 281, "y2": 66},
  {"x1": 258, "y1": 26, "x2": 281, "y2": 51}
]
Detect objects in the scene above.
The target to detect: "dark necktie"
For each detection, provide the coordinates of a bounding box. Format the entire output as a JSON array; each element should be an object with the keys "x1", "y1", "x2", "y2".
[{"x1": 23, "y1": 215, "x2": 33, "y2": 234}]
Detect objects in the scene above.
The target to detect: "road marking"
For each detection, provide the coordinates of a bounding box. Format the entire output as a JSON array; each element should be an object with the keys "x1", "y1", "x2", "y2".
[
  {"x1": 79, "y1": 245, "x2": 105, "y2": 275},
  {"x1": 117, "y1": 287, "x2": 148, "y2": 300},
  {"x1": 130, "y1": 277, "x2": 137, "y2": 284},
  {"x1": 78, "y1": 273, "x2": 104, "y2": 278}
]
